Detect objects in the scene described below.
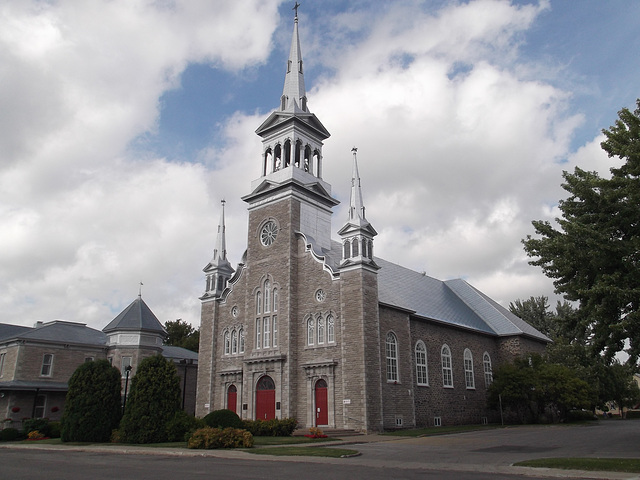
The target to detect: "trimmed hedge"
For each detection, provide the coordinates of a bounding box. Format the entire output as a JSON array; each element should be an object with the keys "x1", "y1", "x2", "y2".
[
  {"x1": 203, "y1": 409, "x2": 242, "y2": 429},
  {"x1": 241, "y1": 418, "x2": 297, "y2": 436},
  {"x1": 0, "y1": 428, "x2": 20, "y2": 441},
  {"x1": 188, "y1": 427, "x2": 253, "y2": 449}
]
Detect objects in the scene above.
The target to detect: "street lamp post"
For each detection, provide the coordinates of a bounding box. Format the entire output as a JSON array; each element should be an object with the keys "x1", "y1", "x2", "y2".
[{"x1": 122, "y1": 365, "x2": 132, "y2": 414}]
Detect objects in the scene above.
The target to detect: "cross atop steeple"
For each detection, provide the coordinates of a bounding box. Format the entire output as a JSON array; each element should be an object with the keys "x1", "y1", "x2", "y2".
[
  {"x1": 293, "y1": 2, "x2": 300, "y2": 18},
  {"x1": 281, "y1": 3, "x2": 306, "y2": 113},
  {"x1": 202, "y1": 199, "x2": 234, "y2": 298}
]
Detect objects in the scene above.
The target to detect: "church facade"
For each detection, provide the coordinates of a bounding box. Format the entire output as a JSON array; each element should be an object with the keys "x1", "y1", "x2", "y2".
[{"x1": 195, "y1": 12, "x2": 548, "y2": 432}]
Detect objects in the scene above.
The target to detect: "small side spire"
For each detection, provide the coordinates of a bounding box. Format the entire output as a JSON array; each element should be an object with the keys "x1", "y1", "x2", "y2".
[
  {"x1": 281, "y1": 3, "x2": 307, "y2": 112},
  {"x1": 212, "y1": 199, "x2": 227, "y2": 263},
  {"x1": 348, "y1": 147, "x2": 366, "y2": 224},
  {"x1": 203, "y1": 200, "x2": 235, "y2": 298}
]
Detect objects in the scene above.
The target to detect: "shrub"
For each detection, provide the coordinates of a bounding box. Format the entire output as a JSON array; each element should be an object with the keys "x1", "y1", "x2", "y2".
[
  {"x1": 28, "y1": 430, "x2": 45, "y2": 440},
  {"x1": 119, "y1": 355, "x2": 182, "y2": 444},
  {"x1": 203, "y1": 409, "x2": 242, "y2": 429},
  {"x1": 241, "y1": 417, "x2": 297, "y2": 436},
  {"x1": 48, "y1": 421, "x2": 62, "y2": 438},
  {"x1": 566, "y1": 410, "x2": 597, "y2": 422},
  {"x1": 187, "y1": 427, "x2": 253, "y2": 449},
  {"x1": 625, "y1": 410, "x2": 640, "y2": 419},
  {"x1": 61, "y1": 359, "x2": 122, "y2": 442},
  {"x1": 22, "y1": 418, "x2": 51, "y2": 437},
  {"x1": 0, "y1": 428, "x2": 20, "y2": 442},
  {"x1": 166, "y1": 410, "x2": 204, "y2": 442}
]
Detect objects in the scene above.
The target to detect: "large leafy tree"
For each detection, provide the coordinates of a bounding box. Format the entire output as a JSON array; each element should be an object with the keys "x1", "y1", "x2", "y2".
[
  {"x1": 164, "y1": 319, "x2": 200, "y2": 352},
  {"x1": 61, "y1": 360, "x2": 122, "y2": 442},
  {"x1": 523, "y1": 99, "x2": 640, "y2": 365},
  {"x1": 119, "y1": 355, "x2": 182, "y2": 444}
]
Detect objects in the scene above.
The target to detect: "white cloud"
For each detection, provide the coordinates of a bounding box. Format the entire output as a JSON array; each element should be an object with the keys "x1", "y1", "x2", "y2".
[{"x1": 0, "y1": 0, "x2": 626, "y2": 332}]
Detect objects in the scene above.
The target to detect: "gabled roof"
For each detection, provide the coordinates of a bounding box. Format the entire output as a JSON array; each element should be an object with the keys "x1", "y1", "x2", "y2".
[
  {"x1": 102, "y1": 297, "x2": 166, "y2": 336},
  {"x1": 302, "y1": 238, "x2": 549, "y2": 342},
  {"x1": 0, "y1": 321, "x2": 106, "y2": 346},
  {"x1": 376, "y1": 257, "x2": 550, "y2": 341}
]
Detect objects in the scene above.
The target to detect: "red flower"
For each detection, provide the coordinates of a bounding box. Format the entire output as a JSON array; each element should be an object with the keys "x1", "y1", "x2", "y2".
[{"x1": 11, "y1": 406, "x2": 20, "y2": 413}]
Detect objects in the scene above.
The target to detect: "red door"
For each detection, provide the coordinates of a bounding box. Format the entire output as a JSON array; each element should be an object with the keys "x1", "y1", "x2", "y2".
[
  {"x1": 315, "y1": 379, "x2": 328, "y2": 426},
  {"x1": 227, "y1": 385, "x2": 237, "y2": 414},
  {"x1": 255, "y1": 376, "x2": 276, "y2": 420}
]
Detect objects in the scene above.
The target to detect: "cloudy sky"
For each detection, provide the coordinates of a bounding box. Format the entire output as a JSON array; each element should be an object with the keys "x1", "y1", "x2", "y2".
[{"x1": 2, "y1": 0, "x2": 639, "y2": 331}]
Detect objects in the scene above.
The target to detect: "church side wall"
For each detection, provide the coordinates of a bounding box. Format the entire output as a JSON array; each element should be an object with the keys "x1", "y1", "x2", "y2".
[
  {"x1": 378, "y1": 307, "x2": 415, "y2": 430},
  {"x1": 408, "y1": 317, "x2": 499, "y2": 426}
]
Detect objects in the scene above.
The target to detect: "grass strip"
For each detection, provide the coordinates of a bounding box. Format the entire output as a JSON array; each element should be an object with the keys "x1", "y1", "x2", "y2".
[
  {"x1": 515, "y1": 458, "x2": 640, "y2": 473},
  {"x1": 247, "y1": 446, "x2": 359, "y2": 458}
]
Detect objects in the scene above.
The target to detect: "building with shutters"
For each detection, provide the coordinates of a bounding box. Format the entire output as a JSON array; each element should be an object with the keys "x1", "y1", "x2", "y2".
[{"x1": 195, "y1": 10, "x2": 549, "y2": 432}]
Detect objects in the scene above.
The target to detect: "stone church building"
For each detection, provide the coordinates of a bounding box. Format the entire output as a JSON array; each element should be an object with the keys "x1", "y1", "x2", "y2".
[{"x1": 195, "y1": 11, "x2": 549, "y2": 432}]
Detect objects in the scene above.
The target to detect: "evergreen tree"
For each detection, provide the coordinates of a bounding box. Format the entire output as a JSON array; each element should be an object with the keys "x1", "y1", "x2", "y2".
[
  {"x1": 523, "y1": 99, "x2": 640, "y2": 365},
  {"x1": 119, "y1": 355, "x2": 182, "y2": 444},
  {"x1": 61, "y1": 360, "x2": 122, "y2": 442},
  {"x1": 164, "y1": 319, "x2": 200, "y2": 352}
]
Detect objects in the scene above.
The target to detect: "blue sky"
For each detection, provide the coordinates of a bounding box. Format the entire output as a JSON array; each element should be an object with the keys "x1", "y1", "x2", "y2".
[{"x1": 1, "y1": 0, "x2": 639, "y2": 332}]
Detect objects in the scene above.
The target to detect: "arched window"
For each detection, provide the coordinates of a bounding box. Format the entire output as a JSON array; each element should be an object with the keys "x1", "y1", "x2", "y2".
[
  {"x1": 415, "y1": 341, "x2": 428, "y2": 386},
  {"x1": 483, "y1": 352, "x2": 493, "y2": 387},
  {"x1": 231, "y1": 330, "x2": 238, "y2": 355},
  {"x1": 239, "y1": 328, "x2": 245, "y2": 354},
  {"x1": 264, "y1": 280, "x2": 271, "y2": 313},
  {"x1": 441, "y1": 345, "x2": 453, "y2": 387},
  {"x1": 343, "y1": 241, "x2": 350, "y2": 259},
  {"x1": 256, "y1": 292, "x2": 262, "y2": 315},
  {"x1": 224, "y1": 331, "x2": 230, "y2": 355},
  {"x1": 464, "y1": 349, "x2": 475, "y2": 389},
  {"x1": 368, "y1": 239, "x2": 373, "y2": 259},
  {"x1": 272, "y1": 316, "x2": 278, "y2": 347},
  {"x1": 386, "y1": 332, "x2": 398, "y2": 382},
  {"x1": 352, "y1": 238, "x2": 359, "y2": 257},
  {"x1": 284, "y1": 139, "x2": 291, "y2": 167},
  {"x1": 307, "y1": 317, "x2": 315, "y2": 346},
  {"x1": 255, "y1": 319, "x2": 261, "y2": 349},
  {"x1": 327, "y1": 314, "x2": 335, "y2": 343},
  {"x1": 264, "y1": 148, "x2": 273, "y2": 175},
  {"x1": 273, "y1": 288, "x2": 278, "y2": 312},
  {"x1": 317, "y1": 316, "x2": 325, "y2": 344},
  {"x1": 274, "y1": 144, "x2": 282, "y2": 170},
  {"x1": 361, "y1": 238, "x2": 368, "y2": 259}
]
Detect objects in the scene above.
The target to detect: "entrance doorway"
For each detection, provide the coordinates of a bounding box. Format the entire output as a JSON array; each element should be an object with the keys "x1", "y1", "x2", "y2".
[
  {"x1": 227, "y1": 385, "x2": 237, "y2": 414},
  {"x1": 255, "y1": 375, "x2": 275, "y2": 420},
  {"x1": 314, "y1": 379, "x2": 328, "y2": 426}
]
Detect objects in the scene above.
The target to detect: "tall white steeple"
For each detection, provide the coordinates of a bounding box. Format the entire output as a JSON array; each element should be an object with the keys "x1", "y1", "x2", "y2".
[
  {"x1": 281, "y1": 4, "x2": 307, "y2": 113},
  {"x1": 202, "y1": 200, "x2": 235, "y2": 298},
  {"x1": 338, "y1": 148, "x2": 378, "y2": 268}
]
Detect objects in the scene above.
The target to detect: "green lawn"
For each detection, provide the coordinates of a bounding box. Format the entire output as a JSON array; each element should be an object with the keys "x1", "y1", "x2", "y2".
[{"x1": 515, "y1": 458, "x2": 640, "y2": 473}]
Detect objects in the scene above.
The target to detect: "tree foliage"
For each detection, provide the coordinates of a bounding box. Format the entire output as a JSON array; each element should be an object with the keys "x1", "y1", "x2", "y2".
[
  {"x1": 523, "y1": 99, "x2": 640, "y2": 365},
  {"x1": 119, "y1": 355, "x2": 182, "y2": 444},
  {"x1": 61, "y1": 360, "x2": 122, "y2": 442},
  {"x1": 164, "y1": 319, "x2": 200, "y2": 352},
  {"x1": 488, "y1": 354, "x2": 591, "y2": 423},
  {"x1": 509, "y1": 296, "x2": 576, "y2": 340}
]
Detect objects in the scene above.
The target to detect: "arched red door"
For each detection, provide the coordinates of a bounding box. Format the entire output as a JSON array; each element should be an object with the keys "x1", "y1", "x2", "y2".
[
  {"x1": 227, "y1": 385, "x2": 237, "y2": 414},
  {"x1": 315, "y1": 379, "x2": 328, "y2": 426},
  {"x1": 255, "y1": 375, "x2": 275, "y2": 420}
]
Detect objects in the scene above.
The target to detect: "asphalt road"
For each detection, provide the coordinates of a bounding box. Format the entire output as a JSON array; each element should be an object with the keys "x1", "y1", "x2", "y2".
[{"x1": 1, "y1": 420, "x2": 639, "y2": 480}]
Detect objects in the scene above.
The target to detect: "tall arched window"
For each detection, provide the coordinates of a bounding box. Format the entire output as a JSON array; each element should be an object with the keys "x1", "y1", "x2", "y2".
[
  {"x1": 352, "y1": 238, "x2": 359, "y2": 257},
  {"x1": 256, "y1": 292, "x2": 262, "y2": 315},
  {"x1": 483, "y1": 352, "x2": 493, "y2": 387},
  {"x1": 464, "y1": 349, "x2": 475, "y2": 389},
  {"x1": 317, "y1": 316, "x2": 325, "y2": 344},
  {"x1": 441, "y1": 345, "x2": 453, "y2": 387},
  {"x1": 415, "y1": 341, "x2": 428, "y2": 386},
  {"x1": 231, "y1": 330, "x2": 238, "y2": 355},
  {"x1": 327, "y1": 314, "x2": 335, "y2": 343},
  {"x1": 273, "y1": 288, "x2": 278, "y2": 312},
  {"x1": 224, "y1": 331, "x2": 230, "y2": 355},
  {"x1": 307, "y1": 317, "x2": 315, "y2": 346},
  {"x1": 264, "y1": 280, "x2": 271, "y2": 313},
  {"x1": 343, "y1": 241, "x2": 350, "y2": 259},
  {"x1": 386, "y1": 332, "x2": 398, "y2": 382},
  {"x1": 239, "y1": 328, "x2": 245, "y2": 353}
]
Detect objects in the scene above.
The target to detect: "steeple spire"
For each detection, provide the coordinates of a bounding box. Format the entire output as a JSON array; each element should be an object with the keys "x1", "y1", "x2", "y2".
[
  {"x1": 348, "y1": 147, "x2": 367, "y2": 226},
  {"x1": 281, "y1": 4, "x2": 307, "y2": 113},
  {"x1": 203, "y1": 200, "x2": 234, "y2": 298},
  {"x1": 212, "y1": 199, "x2": 227, "y2": 264},
  {"x1": 338, "y1": 147, "x2": 378, "y2": 268}
]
